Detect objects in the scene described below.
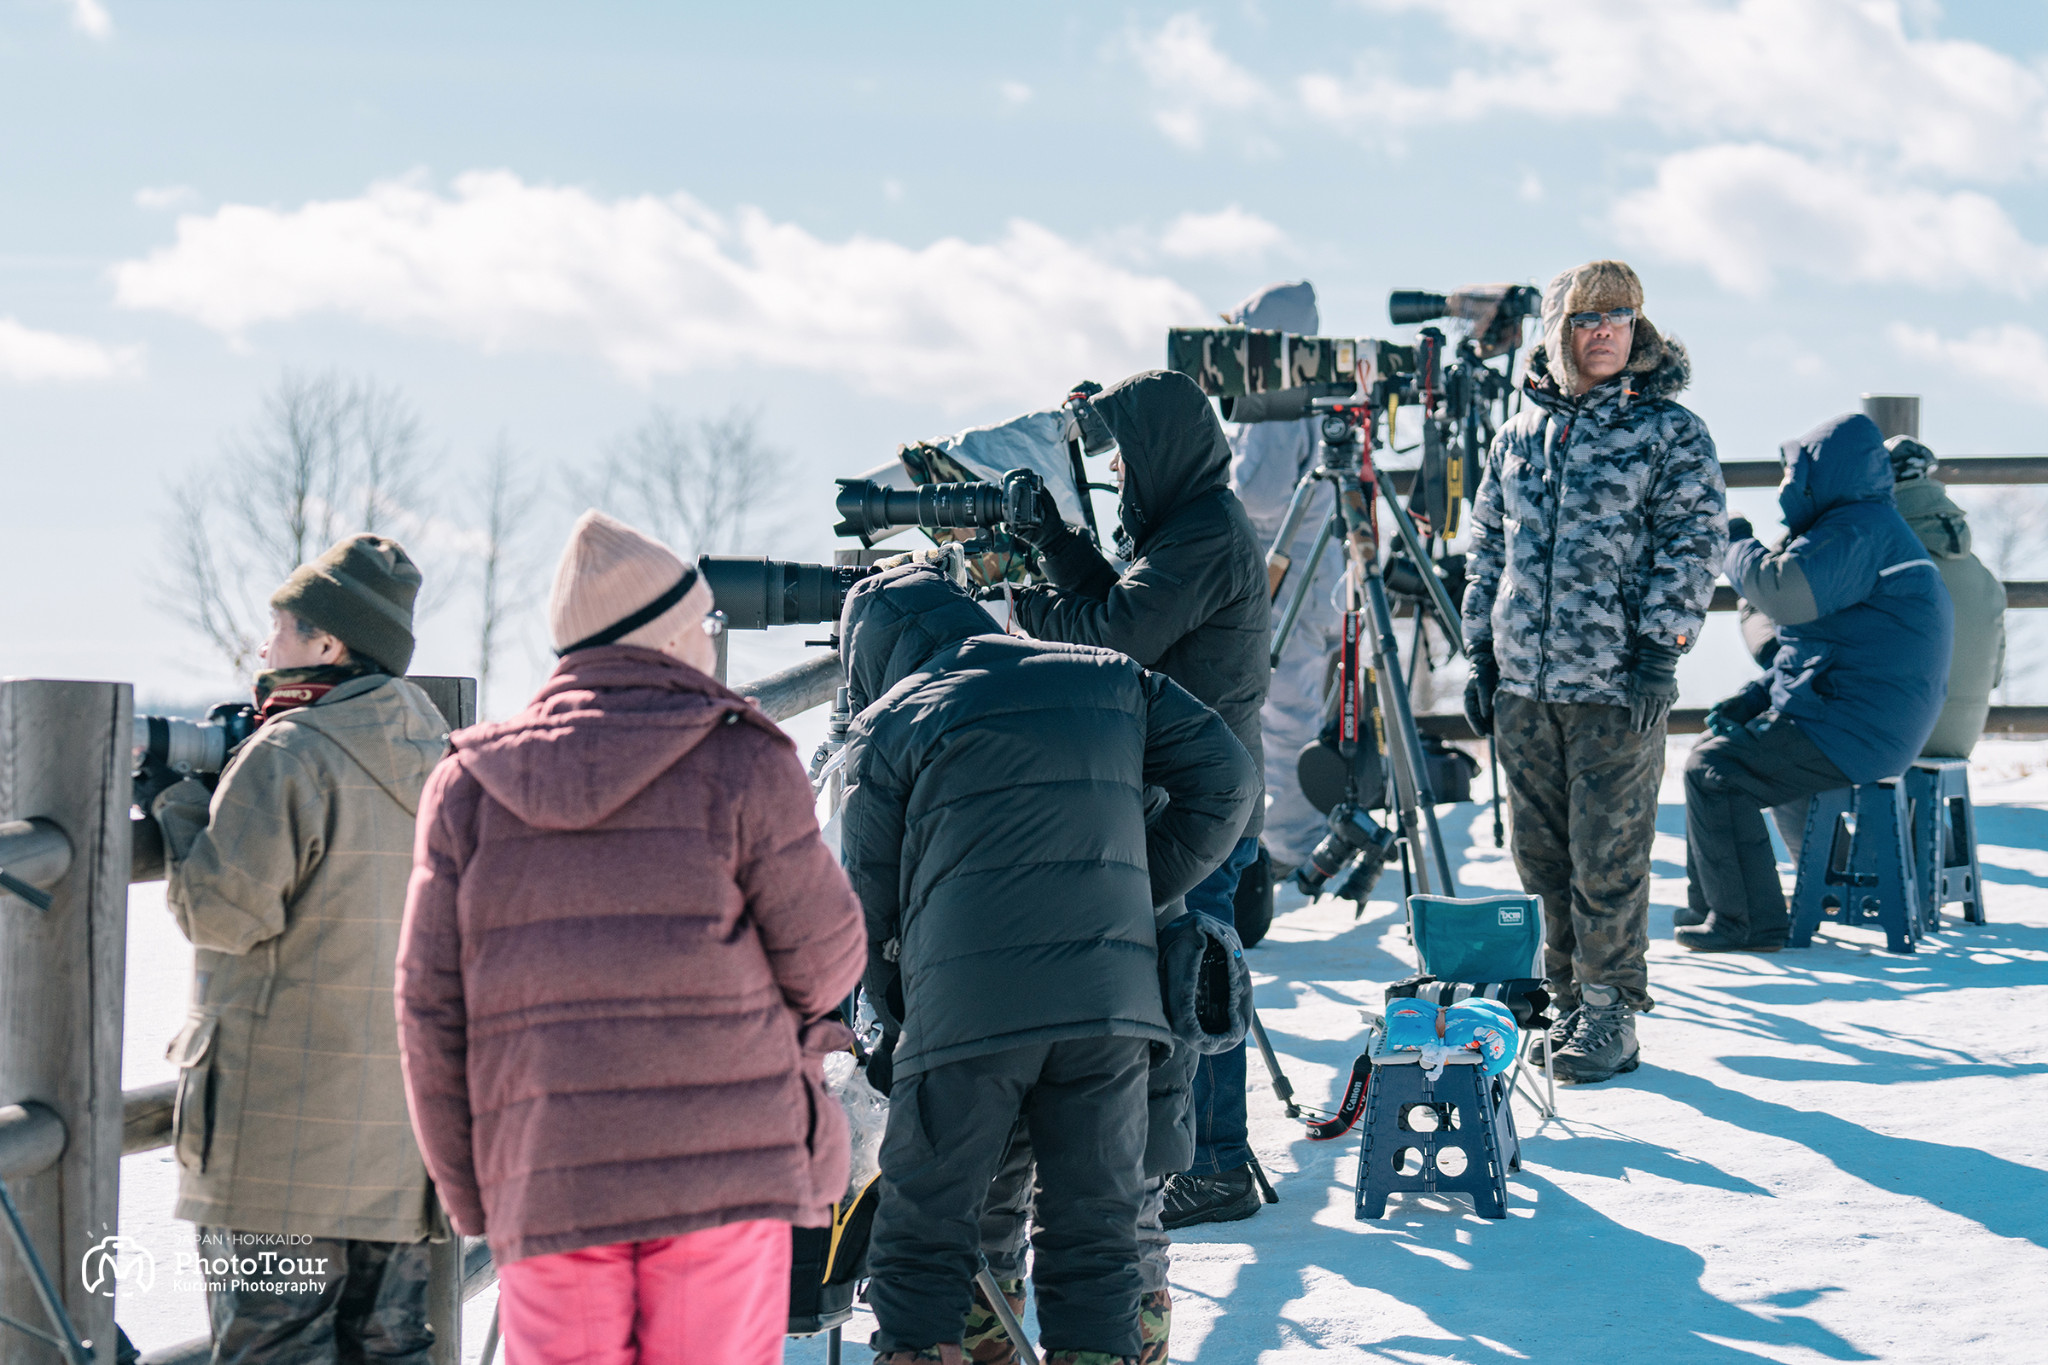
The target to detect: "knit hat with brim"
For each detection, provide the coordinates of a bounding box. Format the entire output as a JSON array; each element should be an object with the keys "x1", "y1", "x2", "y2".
[
  {"x1": 269, "y1": 533, "x2": 421, "y2": 674},
  {"x1": 1539, "y1": 259, "x2": 1668, "y2": 393},
  {"x1": 549, "y1": 510, "x2": 699, "y2": 655}
]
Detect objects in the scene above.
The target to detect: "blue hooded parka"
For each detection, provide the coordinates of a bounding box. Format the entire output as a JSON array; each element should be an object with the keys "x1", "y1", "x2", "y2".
[{"x1": 1726, "y1": 414, "x2": 1953, "y2": 784}]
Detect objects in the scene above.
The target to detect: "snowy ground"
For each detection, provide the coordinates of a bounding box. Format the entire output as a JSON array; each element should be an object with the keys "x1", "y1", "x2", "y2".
[{"x1": 115, "y1": 741, "x2": 2048, "y2": 1363}]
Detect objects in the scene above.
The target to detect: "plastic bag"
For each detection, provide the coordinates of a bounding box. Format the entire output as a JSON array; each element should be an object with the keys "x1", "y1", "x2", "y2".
[{"x1": 823, "y1": 1050, "x2": 889, "y2": 1196}]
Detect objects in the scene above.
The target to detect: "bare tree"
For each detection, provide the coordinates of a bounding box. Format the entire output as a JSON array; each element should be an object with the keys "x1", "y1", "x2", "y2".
[
  {"x1": 470, "y1": 437, "x2": 543, "y2": 716},
  {"x1": 352, "y1": 378, "x2": 430, "y2": 535},
  {"x1": 573, "y1": 406, "x2": 783, "y2": 554},
  {"x1": 164, "y1": 369, "x2": 437, "y2": 680}
]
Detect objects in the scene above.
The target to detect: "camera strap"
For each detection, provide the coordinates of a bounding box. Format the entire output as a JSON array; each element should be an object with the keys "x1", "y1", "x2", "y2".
[
  {"x1": 1304, "y1": 1052, "x2": 1373, "y2": 1141},
  {"x1": 1337, "y1": 611, "x2": 1364, "y2": 746}
]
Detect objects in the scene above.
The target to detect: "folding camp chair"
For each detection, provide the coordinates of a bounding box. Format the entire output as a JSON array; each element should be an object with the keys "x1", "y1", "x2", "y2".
[{"x1": 1404, "y1": 893, "x2": 1554, "y2": 1119}]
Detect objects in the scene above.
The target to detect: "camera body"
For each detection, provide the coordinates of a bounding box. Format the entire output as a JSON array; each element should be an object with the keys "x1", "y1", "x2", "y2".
[
  {"x1": 133, "y1": 702, "x2": 261, "y2": 811},
  {"x1": 1294, "y1": 801, "x2": 1398, "y2": 899}
]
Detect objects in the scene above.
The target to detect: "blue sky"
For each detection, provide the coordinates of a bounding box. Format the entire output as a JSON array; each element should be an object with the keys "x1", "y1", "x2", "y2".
[{"x1": 4, "y1": 0, "x2": 2045, "y2": 709}]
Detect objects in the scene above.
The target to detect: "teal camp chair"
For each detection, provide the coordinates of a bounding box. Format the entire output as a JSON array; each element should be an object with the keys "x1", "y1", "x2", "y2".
[{"x1": 1405, "y1": 893, "x2": 1553, "y2": 1118}]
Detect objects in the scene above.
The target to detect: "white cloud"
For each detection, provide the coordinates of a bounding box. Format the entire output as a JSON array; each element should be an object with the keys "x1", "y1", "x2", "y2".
[
  {"x1": 65, "y1": 0, "x2": 112, "y2": 39},
  {"x1": 111, "y1": 171, "x2": 1204, "y2": 407},
  {"x1": 999, "y1": 80, "x2": 1033, "y2": 106},
  {"x1": 1159, "y1": 206, "x2": 1287, "y2": 261},
  {"x1": 0, "y1": 317, "x2": 139, "y2": 381},
  {"x1": 1131, "y1": 13, "x2": 1271, "y2": 149},
  {"x1": 1889, "y1": 321, "x2": 2048, "y2": 408},
  {"x1": 1613, "y1": 144, "x2": 2048, "y2": 296},
  {"x1": 135, "y1": 184, "x2": 198, "y2": 211},
  {"x1": 1304, "y1": 0, "x2": 2048, "y2": 180}
]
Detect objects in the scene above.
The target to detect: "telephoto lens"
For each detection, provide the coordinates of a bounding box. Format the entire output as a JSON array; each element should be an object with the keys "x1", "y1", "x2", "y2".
[
  {"x1": 133, "y1": 704, "x2": 260, "y2": 779},
  {"x1": 1388, "y1": 290, "x2": 1450, "y2": 325},
  {"x1": 832, "y1": 477, "x2": 1007, "y2": 543},
  {"x1": 698, "y1": 557, "x2": 873, "y2": 630},
  {"x1": 1293, "y1": 802, "x2": 1399, "y2": 897}
]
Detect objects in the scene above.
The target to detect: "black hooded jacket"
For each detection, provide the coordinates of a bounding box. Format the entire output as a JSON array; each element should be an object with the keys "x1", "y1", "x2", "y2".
[
  {"x1": 1011, "y1": 369, "x2": 1270, "y2": 838},
  {"x1": 837, "y1": 564, "x2": 1258, "y2": 1081}
]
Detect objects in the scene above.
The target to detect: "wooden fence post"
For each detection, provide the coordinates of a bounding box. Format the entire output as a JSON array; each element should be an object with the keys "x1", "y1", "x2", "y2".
[
  {"x1": 404, "y1": 680, "x2": 473, "y2": 1365},
  {"x1": 0, "y1": 681, "x2": 131, "y2": 1365}
]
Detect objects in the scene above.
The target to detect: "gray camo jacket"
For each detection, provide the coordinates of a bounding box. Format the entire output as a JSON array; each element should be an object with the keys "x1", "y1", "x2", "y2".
[{"x1": 1462, "y1": 338, "x2": 1726, "y2": 707}]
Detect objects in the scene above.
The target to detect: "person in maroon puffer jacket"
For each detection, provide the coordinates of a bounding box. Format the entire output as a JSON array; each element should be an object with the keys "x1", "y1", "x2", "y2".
[{"x1": 396, "y1": 510, "x2": 864, "y2": 1365}]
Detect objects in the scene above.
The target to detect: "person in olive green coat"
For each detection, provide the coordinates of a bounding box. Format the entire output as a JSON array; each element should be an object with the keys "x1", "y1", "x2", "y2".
[
  {"x1": 154, "y1": 535, "x2": 449, "y2": 1365},
  {"x1": 1886, "y1": 436, "x2": 2006, "y2": 757}
]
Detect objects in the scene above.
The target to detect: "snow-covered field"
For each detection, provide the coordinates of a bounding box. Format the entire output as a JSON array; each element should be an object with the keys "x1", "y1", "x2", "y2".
[{"x1": 116, "y1": 741, "x2": 2048, "y2": 1363}]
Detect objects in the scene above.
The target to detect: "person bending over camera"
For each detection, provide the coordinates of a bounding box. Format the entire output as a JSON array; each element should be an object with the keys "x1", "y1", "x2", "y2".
[
  {"x1": 1680, "y1": 414, "x2": 1952, "y2": 952},
  {"x1": 152, "y1": 535, "x2": 450, "y2": 1365},
  {"x1": 1005, "y1": 368, "x2": 1272, "y2": 1231},
  {"x1": 842, "y1": 564, "x2": 1255, "y2": 1365},
  {"x1": 1461, "y1": 260, "x2": 1725, "y2": 1085}
]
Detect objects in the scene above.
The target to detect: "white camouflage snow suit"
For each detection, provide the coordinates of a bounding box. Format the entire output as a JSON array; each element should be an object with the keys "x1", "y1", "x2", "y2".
[{"x1": 1226, "y1": 281, "x2": 1345, "y2": 869}]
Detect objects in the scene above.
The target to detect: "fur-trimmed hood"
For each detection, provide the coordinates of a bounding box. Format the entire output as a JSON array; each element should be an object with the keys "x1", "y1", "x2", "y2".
[{"x1": 1525, "y1": 331, "x2": 1692, "y2": 411}]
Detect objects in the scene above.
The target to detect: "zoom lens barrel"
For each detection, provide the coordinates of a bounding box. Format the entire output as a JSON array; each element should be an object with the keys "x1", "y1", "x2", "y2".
[
  {"x1": 1292, "y1": 802, "x2": 1398, "y2": 897},
  {"x1": 1388, "y1": 290, "x2": 1450, "y2": 325},
  {"x1": 833, "y1": 478, "x2": 1007, "y2": 542},
  {"x1": 698, "y1": 556, "x2": 871, "y2": 630}
]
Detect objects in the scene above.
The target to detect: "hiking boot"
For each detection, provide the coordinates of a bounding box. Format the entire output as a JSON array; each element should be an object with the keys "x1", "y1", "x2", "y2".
[
  {"x1": 873, "y1": 1345, "x2": 966, "y2": 1364},
  {"x1": 1161, "y1": 1165, "x2": 1261, "y2": 1230},
  {"x1": 1672, "y1": 902, "x2": 1708, "y2": 928},
  {"x1": 963, "y1": 1278, "x2": 1026, "y2": 1365},
  {"x1": 1551, "y1": 984, "x2": 1639, "y2": 1084},
  {"x1": 1676, "y1": 918, "x2": 1785, "y2": 953},
  {"x1": 1137, "y1": 1289, "x2": 1170, "y2": 1365}
]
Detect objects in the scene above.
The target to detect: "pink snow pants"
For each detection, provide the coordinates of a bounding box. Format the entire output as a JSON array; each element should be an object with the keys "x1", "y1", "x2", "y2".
[{"x1": 496, "y1": 1219, "x2": 791, "y2": 1365}]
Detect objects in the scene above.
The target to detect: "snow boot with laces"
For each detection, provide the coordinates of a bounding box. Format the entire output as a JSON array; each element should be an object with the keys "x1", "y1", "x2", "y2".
[
  {"x1": 1160, "y1": 1165, "x2": 1260, "y2": 1230},
  {"x1": 1551, "y1": 983, "x2": 1638, "y2": 1084}
]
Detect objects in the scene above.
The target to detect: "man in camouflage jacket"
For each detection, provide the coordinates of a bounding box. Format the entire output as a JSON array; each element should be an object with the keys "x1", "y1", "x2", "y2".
[{"x1": 1461, "y1": 260, "x2": 1726, "y2": 1084}]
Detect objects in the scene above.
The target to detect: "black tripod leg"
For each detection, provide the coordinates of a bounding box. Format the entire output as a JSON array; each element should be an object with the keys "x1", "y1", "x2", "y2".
[
  {"x1": 1489, "y1": 732, "x2": 1505, "y2": 848},
  {"x1": 1245, "y1": 1151, "x2": 1280, "y2": 1204},
  {"x1": 1247, "y1": 1009, "x2": 1298, "y2": 1118}
]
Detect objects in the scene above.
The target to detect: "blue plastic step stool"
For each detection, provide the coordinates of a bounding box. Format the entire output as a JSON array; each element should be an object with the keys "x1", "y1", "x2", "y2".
[
  {"x1": 1789, "y1": 781, "x2": 1920, "y2": 954},
  {"x1": 1904, "y1": 758, "x2": 1985, "y2": 932},
  {"x1": 1355, "y1": 1030, "x2": 1520, "y2": 1220}
]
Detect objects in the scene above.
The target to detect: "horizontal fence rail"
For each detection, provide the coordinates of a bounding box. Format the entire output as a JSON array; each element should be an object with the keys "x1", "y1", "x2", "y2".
[
  {"x1": 1382, "y1": 454, "x2": 2048, "y2": 496},
  {"x1": 1414, "y1": 706, "x2": 2048, "y2": 741}
]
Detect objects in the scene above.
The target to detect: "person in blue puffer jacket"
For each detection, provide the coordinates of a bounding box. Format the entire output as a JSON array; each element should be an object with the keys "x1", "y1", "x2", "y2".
[{"x1": 1678, "y1": 412, "x2": 1953, "y2": 953}]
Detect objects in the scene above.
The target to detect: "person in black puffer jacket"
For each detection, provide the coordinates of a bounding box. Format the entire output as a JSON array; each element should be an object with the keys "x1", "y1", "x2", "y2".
[
  {"x1": 842, "y1": 564, "x2": 1255, "y2": 1365},
  {"x1": 1008, "y1": 367, "x2": 1273, "y2": 1233}
]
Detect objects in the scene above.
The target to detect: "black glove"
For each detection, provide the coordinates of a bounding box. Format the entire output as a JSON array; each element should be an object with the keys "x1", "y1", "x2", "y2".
[
  {"x1": 971, "y1": 583, "x2": 1008, "y2": 602},
  {"x1": 1006, "y1": 480, "x2": 1071, "y2": 552},
  {"x1": 1626, "y1": 638, "x2": 1682, "y2": 734},
  {"x1": 1463, "y1": 646, "x2": 1499, "y2": 736},
  {"x1": 1727, "y1": 515, "x2": 1754, "y2": 544},
  {"x1": 1704, "y1": 688, "x2": 1768, "y2": 738}
]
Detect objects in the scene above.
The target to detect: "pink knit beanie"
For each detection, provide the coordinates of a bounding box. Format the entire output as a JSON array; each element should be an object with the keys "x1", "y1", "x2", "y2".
[{"x1": 549, "y1": 510, "x2": 699, "y2": 654}]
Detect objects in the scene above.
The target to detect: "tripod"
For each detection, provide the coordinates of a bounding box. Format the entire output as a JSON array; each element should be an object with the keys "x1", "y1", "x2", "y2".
[
  {"x1": 1266, "y1": 405, "x2": 1463, "y2": 897},
  {"x1": 1244, "y1": 399, "x2": 1471, "y2": 1129}
]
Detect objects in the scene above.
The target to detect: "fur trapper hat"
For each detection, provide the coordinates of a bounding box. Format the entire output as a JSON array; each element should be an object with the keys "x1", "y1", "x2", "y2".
[{"x1": 1540, "y1": 259, "x2": 1670, "y2": 393}]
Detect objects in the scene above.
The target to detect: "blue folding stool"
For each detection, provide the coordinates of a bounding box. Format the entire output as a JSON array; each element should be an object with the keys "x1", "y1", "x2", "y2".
[
  {"x1": 1903, "y1": 758, "x2": 1985, "y2": 931},
  {"x1": 1789, "y1": 781, "x2": 1920, "y2": 954}
]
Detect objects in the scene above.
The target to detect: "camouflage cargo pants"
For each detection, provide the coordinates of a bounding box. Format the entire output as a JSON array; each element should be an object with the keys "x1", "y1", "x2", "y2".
[
  {"x1": 198, "y1": 1227, "x2": 432, "y2": 1365},
  {"x1": 1494, "y1": 693, "x2": 1664, "y2": 1014}
]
